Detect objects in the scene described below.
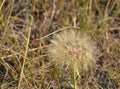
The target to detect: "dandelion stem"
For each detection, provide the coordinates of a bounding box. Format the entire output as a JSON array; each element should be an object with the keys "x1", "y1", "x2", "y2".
[{"x1": 73, "y1": 64, "x2": 79, "y2": 89}]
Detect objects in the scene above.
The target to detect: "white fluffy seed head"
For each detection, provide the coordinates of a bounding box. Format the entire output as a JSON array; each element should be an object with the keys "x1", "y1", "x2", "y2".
[{"x1": 48, "y1": 29, "x2": 98, "y2": 71}]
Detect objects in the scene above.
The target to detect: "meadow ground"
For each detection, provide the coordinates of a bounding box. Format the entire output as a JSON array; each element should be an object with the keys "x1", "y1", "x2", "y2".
[{"x1": 0, "y1": 0, "x2": 120, "y2": 89}]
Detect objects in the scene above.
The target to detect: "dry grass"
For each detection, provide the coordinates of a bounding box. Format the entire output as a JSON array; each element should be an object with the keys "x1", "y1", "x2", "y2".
[{"x1": 0, "y1": 0, "x2": 120, "y2": 89}]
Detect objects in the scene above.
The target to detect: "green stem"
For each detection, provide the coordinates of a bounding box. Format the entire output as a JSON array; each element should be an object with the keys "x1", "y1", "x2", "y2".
[{"x1": 73, "y1": 65, "x2": 78, "y2": 89}]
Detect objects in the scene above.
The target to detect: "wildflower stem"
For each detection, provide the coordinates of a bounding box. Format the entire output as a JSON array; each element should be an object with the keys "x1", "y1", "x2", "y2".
[{"x1": 73, "y1": 64, "x2": 78, "y2": 89}]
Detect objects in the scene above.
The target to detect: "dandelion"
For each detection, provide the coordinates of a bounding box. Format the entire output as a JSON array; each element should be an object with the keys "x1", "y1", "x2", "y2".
[{"x1": 48, "y1": 29, "x2": 98, "y2": 71}]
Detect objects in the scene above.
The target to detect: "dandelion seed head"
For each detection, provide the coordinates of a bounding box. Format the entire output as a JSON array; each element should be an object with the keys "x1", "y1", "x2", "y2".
[{"x1": 48, "y1": 29, "x2": 98, "y2": 71}]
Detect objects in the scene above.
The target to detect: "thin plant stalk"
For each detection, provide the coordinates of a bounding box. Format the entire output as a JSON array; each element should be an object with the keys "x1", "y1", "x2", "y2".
[
  {"x1": 18, "y1": 16, "x2": 33, "y2": 89},
  {"x1": 73, "y1": 65, "x2": 78, "y2": 89}
]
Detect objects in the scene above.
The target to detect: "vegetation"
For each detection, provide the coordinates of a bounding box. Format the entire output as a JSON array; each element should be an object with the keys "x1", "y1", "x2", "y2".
[{"x1": 0, "y1": 0, "x2": 120, "y2": 89}]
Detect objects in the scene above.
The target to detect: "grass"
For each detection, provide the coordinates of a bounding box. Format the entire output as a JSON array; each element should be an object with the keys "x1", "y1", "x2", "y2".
[{"x1": 0, "y1": 0, "x2": 120, "y2": 89}]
